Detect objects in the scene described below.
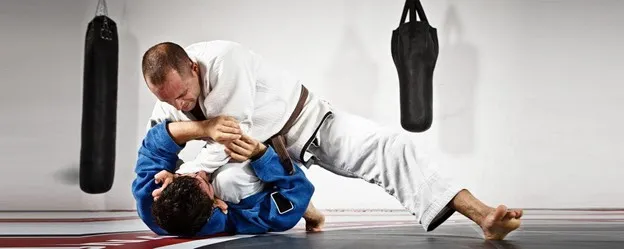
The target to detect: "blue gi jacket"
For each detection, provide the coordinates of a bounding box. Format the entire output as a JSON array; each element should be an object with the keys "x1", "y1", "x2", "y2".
[{"x1": 131, "y1": 122, "x2": 315, "y2": 236}]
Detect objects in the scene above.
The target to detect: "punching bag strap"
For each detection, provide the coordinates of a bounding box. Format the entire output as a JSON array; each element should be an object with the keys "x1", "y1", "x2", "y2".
[
  {"x1": 413, "y1": 0, "x2": 429, "y2": 24},
  {"x1": 399, "y1": 0, "x2": 429, "y2": 24}
]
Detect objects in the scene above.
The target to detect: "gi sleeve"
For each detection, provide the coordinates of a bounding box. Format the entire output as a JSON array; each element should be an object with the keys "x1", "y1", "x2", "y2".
[
  {"x1": 146, "y1": 101, "x2": 186, "y2": 167},
  {"x1": 174, "y1": 140, "x2": 230, "y2": 174},
  {"x1": 131, "y1": 121, "x2": 183, "y2": 235}
]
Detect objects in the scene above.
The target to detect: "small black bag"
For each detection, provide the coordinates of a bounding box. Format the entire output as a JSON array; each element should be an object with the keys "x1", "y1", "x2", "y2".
[{"x1": 391, "y1": 0, "x2": 439, "y2": 132}]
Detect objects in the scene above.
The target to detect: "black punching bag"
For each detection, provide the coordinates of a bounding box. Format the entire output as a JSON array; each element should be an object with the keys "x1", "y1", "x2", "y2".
[
  {"x1": 80, "y1": 0, "x2": 118, "y2": 194},
  {"x1": 391, "y1": 0, "x2": 439, "y2": 132}
]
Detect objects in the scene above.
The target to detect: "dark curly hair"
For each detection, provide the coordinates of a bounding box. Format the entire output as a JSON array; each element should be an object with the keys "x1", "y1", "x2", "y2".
[{"x1": 151, "y1": 176, "x2": 214, "y2": 236}]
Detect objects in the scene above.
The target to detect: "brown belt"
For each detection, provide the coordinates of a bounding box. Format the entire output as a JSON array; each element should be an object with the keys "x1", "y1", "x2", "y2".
[{"x1": 268, "y1": 85, "x2": 308, "y2": 175}]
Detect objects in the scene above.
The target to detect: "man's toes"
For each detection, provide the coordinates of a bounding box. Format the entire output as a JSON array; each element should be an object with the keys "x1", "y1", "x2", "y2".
[
  {"x1": 493, "y1": 205, "x2": 508, "y2": 221},
  {"x1": 504, "y1": 210, "x2": 524, "y2": 220},
  {"x1": 504, "y1": 211, "x2": 515, "y2": 219},
  {"x1": 508, "y1": 210, "x2": 523, "y2": 219},
  {"x1": 306, "y1": 224, "x2": 322, "y2": 232}
]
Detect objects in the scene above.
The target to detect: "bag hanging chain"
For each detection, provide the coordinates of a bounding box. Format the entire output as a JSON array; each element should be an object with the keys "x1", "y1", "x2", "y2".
[
  {"x1": 95, "y1": 0, "x2": 108, "y2": 17},
  {"x1": 95, "y1": 0, "x2": 113, "y2": 41}
]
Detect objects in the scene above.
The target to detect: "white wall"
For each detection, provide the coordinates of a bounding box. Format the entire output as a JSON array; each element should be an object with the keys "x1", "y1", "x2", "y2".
[
  {"x1": 0, "y1": 0, "x2": 140, "y2": 210},
  {"x1": 1, "y1": 0, "x2": 623, "y2": 211}
]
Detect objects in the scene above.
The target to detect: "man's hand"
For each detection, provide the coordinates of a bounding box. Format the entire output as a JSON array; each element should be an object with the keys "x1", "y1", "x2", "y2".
[
  {"x1": 203, "y1": 116, "x2": 242, "y2": 143},
  {"x1": 224, "y1": 134, "x2": 267, "y2": 162},
  {"x1": 152, "y1": 170, "x2": 174, "y2": 201},
  {"x1": 214, "y1": 198, "x2": 228, "y2": 214}
]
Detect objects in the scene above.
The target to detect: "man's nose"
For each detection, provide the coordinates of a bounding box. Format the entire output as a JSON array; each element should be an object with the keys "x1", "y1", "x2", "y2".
[{"x1": 174, "y1": 99, "x2": 184, "y2": 110}]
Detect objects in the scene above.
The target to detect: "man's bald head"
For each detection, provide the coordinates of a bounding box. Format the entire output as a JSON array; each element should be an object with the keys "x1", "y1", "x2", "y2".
[
  {"x1": 142, "y1": 42, "x2": 192, "y2": 86},
  {"x1": 142, "y1": 42, "x2": 202, "y2": 112}
]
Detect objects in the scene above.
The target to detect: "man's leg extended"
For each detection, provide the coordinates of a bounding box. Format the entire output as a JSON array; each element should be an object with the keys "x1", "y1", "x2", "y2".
[{"x1": 308, "y1": 109, "x2": 522, "y2": 239}]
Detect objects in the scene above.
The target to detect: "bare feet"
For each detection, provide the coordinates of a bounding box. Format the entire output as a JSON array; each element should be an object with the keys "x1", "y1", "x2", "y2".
[
  {"x1": 305, "y1": 214, "x2": 325, "y2": 232},
  {"x1": 449, "y1": 190, "x2": 522, "y2": 240},
  {"x1": 480, "y1": 205, "x2": 522, "y2": 240},
  {"x1": 303, "y1": 202, "x2": 325, "y2": 232}
]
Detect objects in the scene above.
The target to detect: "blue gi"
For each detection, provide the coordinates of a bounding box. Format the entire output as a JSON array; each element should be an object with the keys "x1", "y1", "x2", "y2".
[{"x1": 131, "y1": 121, "x2": 315, "y2": 236}]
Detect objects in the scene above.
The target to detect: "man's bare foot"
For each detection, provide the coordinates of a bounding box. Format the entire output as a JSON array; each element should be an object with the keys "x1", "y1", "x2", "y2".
[
  {"x1": 303, "y1": 202, "x2": 325, "y2": 232},
  {"x1": 480, "y1": 205, "x2": 522, "y2": 240},
  {"x1": 449, "y1": 190, "x2": 523, "y2": 240},
  {"x1": 304, "y1": 213, "x2": 325, "y2": 232}
]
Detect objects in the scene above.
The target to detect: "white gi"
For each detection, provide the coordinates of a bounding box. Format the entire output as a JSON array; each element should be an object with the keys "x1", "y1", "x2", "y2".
[{"x1": 146, "y1": 40, "x2": 462, "y2": 231}]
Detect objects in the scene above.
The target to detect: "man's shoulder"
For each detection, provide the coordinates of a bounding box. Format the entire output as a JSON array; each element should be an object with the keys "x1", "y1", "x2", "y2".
[{"x1": 184, "y1": 40, "x2": 244, "y2": 56}]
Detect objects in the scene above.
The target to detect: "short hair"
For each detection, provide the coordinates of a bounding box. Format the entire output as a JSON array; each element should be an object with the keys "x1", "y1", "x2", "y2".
[
  {"x1": 142, "y1": 42, "x2": 192, "y2": 86},
  {"x1": 151, "y1": 176, "x2": 214, "y2": 236}
]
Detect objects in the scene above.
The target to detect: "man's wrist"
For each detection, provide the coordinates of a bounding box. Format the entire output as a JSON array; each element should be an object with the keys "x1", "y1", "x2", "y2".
[
  {"x1": 198, "y1": 120, "x2": 213, "y2": 139},
  {"x1": 183, "y1": 121, "x2": 207, "y2": 140},
  {"x1": 250, "y1": 143, "x2": 268, "y2": 161},
  {"x1": 166, "y1": 121, "x2": 211, "y2": 145}
]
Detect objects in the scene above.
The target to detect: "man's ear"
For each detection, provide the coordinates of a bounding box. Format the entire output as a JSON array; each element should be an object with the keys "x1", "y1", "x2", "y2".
[{"x1": 191, "y1": 61, "x2": 199, "y2": 74}]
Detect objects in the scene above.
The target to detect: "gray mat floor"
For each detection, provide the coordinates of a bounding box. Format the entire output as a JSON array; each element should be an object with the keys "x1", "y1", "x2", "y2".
[
  {"x1": 200, "y1": 219, "x2": 624, "y2": 249},
  {"x1": 1, "y1": 210, "x2": 623, "y2": 248}
]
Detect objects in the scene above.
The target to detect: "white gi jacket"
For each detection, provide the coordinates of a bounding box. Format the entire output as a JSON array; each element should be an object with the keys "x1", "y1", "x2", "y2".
[{"x1": 147, "y1": 40, "x2": 332, "y2": 203}]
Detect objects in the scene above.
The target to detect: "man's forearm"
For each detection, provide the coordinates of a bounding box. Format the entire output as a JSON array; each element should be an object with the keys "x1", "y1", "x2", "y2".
[{"x1": 166, "y1": 121, "x2": 209, "y2": 145}]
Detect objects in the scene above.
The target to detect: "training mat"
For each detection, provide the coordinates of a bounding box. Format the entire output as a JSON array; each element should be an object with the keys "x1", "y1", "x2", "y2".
[{"x1": 200, "y1": 220, "x2": 624, "y2": 249}]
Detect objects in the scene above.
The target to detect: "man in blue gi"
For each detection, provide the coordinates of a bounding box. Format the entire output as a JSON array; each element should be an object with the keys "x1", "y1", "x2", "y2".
[{"x1": 132, "y1": 118, "x2": 323, "y2": 237}]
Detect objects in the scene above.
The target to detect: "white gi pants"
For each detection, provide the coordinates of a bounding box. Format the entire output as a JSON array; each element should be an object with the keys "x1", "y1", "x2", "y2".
[{"x1": 286, "y1": 90, "x2": 463, "y2": 231}]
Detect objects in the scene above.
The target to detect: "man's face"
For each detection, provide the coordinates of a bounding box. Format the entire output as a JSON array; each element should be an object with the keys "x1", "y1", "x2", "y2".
[
  {"x1": 146, "y1": 64, "x2": 201, "y2": 112},
  {"x1": 152, "y1": 170, "x2": 215, "y2": 200},
  {"x1": 187, "y1": 171, "x2": 215, "y2": 200}
]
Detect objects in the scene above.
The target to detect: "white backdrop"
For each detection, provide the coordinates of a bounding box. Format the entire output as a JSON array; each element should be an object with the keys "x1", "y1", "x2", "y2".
[{"x1": 1, "y1": 0, "x2": 622, "y2": 211}]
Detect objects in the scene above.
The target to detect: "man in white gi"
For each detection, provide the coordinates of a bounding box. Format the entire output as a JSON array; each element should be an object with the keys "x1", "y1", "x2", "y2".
[{"x1": 141, "y1": 40, "x2": 523, "y2": 240}]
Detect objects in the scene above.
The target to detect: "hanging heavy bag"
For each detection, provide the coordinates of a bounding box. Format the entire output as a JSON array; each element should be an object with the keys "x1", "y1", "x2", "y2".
[
  {"x1": 80, "y1": 0, "x2": 119, "y2": 194},
  {"x1": 391, "y1": 0, "x2": 439, "y2": 132}
]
